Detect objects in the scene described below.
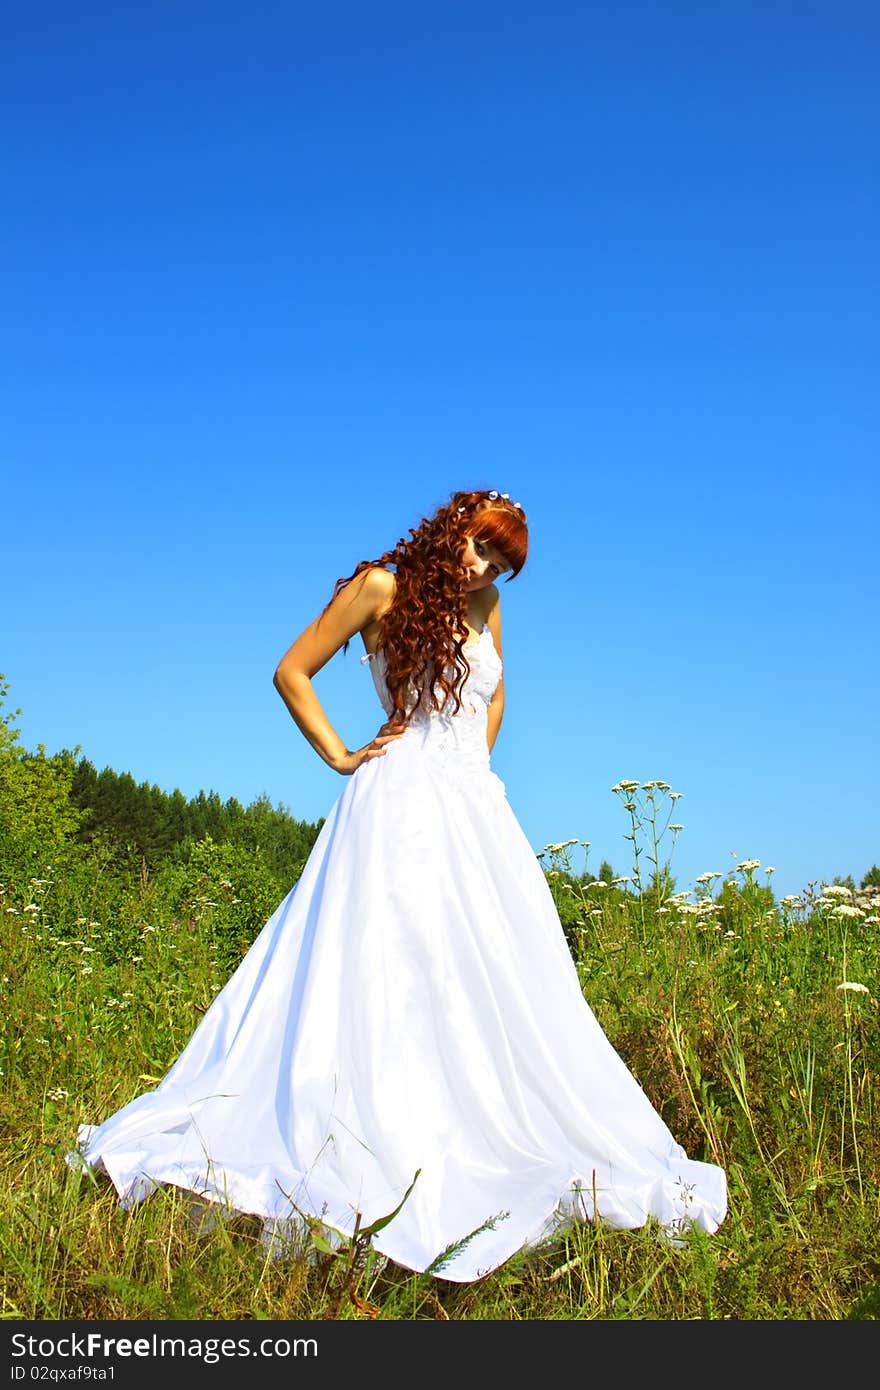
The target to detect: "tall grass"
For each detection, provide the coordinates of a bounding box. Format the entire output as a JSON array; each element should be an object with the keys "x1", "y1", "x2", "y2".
[{"x1": 1, "y1": 782, "x2": 878, "y2": 1320}]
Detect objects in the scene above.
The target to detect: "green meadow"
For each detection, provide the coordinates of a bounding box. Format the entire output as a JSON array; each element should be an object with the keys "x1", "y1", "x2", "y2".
[{"x1": 1, "y1": 675, "x2": 877, "y2": 1320}]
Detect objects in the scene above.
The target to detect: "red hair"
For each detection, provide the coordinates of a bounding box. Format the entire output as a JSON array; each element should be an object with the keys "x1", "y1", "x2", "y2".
[{"x1": 322, "y1": 489, "x2": 529, "y2": 723}]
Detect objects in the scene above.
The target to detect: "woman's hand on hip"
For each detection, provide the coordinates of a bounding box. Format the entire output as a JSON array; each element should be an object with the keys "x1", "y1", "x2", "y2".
[{"x1": 333, "y1": 719, "x2": 408, "y2": 775}]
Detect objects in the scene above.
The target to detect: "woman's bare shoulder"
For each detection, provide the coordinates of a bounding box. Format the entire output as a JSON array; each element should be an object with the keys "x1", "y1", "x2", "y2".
[
  {"x1": 484, "y1": 583, "x2": 503, "y2": 653},
  {"x1": 357, "y1": 565, "x2": 397, "y2": 604}
]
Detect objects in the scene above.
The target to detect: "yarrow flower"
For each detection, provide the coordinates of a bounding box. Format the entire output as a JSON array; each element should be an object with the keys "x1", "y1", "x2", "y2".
[{"x1": 836, "y1": 981, "x2": 869, "y2": 995}]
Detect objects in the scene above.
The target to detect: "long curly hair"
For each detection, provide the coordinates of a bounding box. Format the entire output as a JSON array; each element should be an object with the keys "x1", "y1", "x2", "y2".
[{"x1": 321, "y1": 488, "x2": 529, "y2": 723}]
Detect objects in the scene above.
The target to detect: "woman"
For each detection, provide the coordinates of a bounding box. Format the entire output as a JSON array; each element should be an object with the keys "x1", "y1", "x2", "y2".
[{"x1": 69, "y1": 487, "x2": 727, "y2": 1282}]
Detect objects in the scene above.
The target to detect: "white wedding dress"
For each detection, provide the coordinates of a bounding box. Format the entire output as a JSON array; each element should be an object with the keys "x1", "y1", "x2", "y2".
[{"x1": 69, "y1": 623, "x2": 727, "y2": 1281}]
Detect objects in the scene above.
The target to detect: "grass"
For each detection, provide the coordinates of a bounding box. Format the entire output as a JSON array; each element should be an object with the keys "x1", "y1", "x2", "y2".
[{"x1": 1, "y1": 783, "x2": 878, "y2": 1320}]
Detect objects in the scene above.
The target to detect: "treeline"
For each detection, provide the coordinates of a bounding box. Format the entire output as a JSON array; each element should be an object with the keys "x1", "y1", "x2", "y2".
[
  {"x1": 0, "y1": 674, "x2": 322, "y2": 891},
  {"x1": 66, "y1": 756, "x2": 323, "y2": 881}
]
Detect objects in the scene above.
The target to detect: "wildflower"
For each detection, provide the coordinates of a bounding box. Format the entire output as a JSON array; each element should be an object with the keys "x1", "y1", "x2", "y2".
[
  {"x1": 46, "y1": 1087, "x2": 69, "y2": 1102},
  {"x1": 131, "y1": 955, "x2": 143, "y2": 963},
  {"x1": 669, "y1": 824, "x2": 684, "y2": 832},
  {"x1": 736, "y1": 859, "x2": 761, "y2": 873},
  {"x1": 613, "y1": 780, "x2": 640, "y2": 792},
  {"x1": 765, "y1": 866, "x2": 775, "y2": 875},
  {"x1": 823, "y1": 885, "x2": 853, "y2": 898},
  {"x1": 832, "y1": 904, "x2": 863, "y2": 919},
  {"x1": 669, "y1": 791, "x2": 683, "y2": 801},
  {"x1": 81, "y1": 966, "x2": 93, "y2": 976},
  {"x1": 836, "y1": 982, "x2": 869, "y2": 995}
]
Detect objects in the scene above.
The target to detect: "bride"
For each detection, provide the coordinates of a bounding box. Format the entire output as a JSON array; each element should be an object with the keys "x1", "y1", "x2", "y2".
[{"x1": 68, "y1": 487, "x2": 727, "y2": 1282}]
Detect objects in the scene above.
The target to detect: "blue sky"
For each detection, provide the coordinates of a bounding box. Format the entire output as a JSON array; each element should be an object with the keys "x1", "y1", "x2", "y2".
[{"x1": 4, "y1": 2, "x2": 878, "y2": 904}]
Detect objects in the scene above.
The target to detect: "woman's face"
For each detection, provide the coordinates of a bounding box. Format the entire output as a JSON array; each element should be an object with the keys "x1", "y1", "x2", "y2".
[{"x1": 461, "y1": 532, "x2": 511, "y2": 591}]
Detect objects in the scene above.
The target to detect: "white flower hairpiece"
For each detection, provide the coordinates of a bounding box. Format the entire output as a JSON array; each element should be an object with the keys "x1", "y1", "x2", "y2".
[{"x1": 458, "y1": 491, "x2": 522, "y2": 512}]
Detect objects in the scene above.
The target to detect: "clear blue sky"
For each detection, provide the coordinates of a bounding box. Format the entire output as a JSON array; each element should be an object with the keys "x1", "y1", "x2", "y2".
[{"x1": 4, "y1": 2, "x2": 878, "y2": 904}]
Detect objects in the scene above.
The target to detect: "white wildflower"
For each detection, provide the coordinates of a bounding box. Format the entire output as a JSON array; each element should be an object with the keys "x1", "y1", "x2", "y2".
[
  {"x1": 836, "y1": 982, "x2": 869, "y2": 995},
  {"x1": 832, "y1": 904, "x2": 863, "y2": 919}
]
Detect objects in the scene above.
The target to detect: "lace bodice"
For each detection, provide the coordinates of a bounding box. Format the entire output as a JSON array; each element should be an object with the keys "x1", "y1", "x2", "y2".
[{"x1": 359, "y1": 622, "x2": 507, "y2": 797}]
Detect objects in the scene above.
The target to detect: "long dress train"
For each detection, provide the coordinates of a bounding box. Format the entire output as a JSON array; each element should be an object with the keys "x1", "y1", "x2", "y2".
[{"x1": 68, "y1": 623, "x2": 727, "y2": 1281}]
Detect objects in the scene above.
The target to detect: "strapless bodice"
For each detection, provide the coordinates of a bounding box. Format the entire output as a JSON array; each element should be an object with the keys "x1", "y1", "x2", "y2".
[{"x1": 359, "y1": 622, "x2": 505, "y2": 792}]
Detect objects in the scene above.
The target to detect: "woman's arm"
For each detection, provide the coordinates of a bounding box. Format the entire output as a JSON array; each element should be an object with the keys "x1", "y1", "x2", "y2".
[
  {"x1": 485, "y1": 586, "x2": 504, "y2": 755},
  {"x1": 273, "y1": 567, "x2": 397, "y2": 772}
]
